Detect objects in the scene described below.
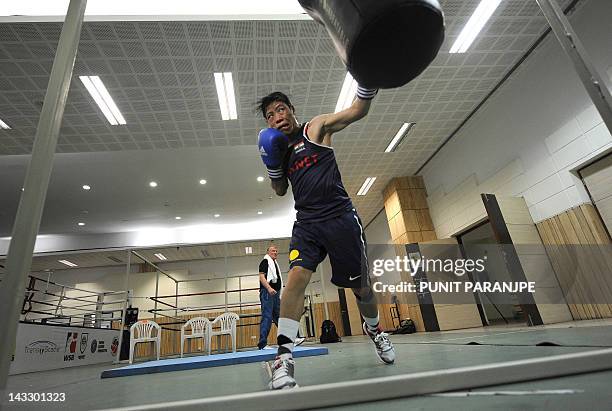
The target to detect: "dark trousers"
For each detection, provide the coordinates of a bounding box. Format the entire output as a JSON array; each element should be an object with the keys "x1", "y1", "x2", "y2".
[{"x1": 258, "y1": 288, "x2": 280, "y2": 348}]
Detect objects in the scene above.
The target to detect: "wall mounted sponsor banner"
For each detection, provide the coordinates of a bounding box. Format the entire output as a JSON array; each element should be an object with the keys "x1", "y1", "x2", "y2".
[{"x1": 10, "y1": 323, "x2": 120, "y2": 375}]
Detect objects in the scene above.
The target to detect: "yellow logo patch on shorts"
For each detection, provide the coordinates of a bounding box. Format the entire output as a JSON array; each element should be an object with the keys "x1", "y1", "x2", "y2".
[{"x1": 289, "y1": 249, "x2": 300, "y2": 261}]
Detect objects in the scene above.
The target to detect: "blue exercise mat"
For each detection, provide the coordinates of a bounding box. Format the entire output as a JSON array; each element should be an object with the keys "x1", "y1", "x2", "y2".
[{"x1": 101, "y1": 346, "x2": 328, "y2": 378}]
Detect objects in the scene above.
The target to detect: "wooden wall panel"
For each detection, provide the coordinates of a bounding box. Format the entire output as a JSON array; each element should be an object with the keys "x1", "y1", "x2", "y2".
[
  {"x1": 435, "y1": 304, "x2": 482, "y2": 331},
  {"x1": 383, "y1": 176, "x2": 437, "y2": 247},
  {"x1": 344, "y1": 290, "x2": 363, "y2": 336},
  {"x1": 536, "y1": 204, "x2": 612, "y2": 320},
  {"x1": 375, "y1": 303, "x2": 400, "y2": 332},
  {"x1": 382, "y1": 176, "x2": 440, "y2": 333},
  {"x1": 311, "y1": 302, "x2": 343, "y2": 338},
  {"x1": 498, "y1": 196, "x2": 573, "y2": 324},
  {"x1": 419, "y1": 238, "x2": 483, "y2": 331},
  {"x1": 336, "y1": 294, "x2": 425, "y2": 335},
  {"x1": 405, "y1": 304, "x2": 425, "y2": 332},
  {"x1": 376, "y1": 303, "x2": 426, "y2": 332}
]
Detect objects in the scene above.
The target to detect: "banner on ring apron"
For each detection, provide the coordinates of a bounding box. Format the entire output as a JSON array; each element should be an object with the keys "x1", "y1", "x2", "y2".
[{"x1": 10, "y1": 322, "x2": 120, "y2": 375}]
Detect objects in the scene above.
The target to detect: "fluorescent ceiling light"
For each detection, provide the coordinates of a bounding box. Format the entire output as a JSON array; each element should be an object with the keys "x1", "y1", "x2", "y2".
[
  {"x1": 257, "y1": 176, "x2": 264, "y2": 182},
  {"x1": 82, "y1": 185, "x2": 91, "y2": 190},
  {"x1": 58, "y1": 259, "x2": 78, "y2": 267},
  {"x1": 214, "y1": 72, "x2": 237, "y2": 120},
  {"x1": 77, "y1": 222, "x2": 85, "y2": 226},
  {"x1": 357, "y1": 177, "x2": 377, "y2": 196},
  {"x1": 257, "y1": 211, "x2": 263, "y2": 215},
  {"x1": 199, "y1": 179, "x2": 207, "y2": 185},
  {"x1": 335, "y1": 72, "x2": 358, "y2": 113},
  {"x1": 154, "y1": 253, "x2": 167, "y2": 261},
  {"x1": 385, "y1": 123, "x2": 415, "y2": 153},
  {"x1": 175, "y1": 216, "x2": 182, "y2": 220},
  {"x1": 149, "y1": 181, "x2": 158, "y2": 188},
  {"x1": 245, "y1": 246, "x2": 253, "y2": 254},
  {"x1": 79, "y1": 76, "x2": 126, "y2": 125},
  {"x1": 0, "y1": 118, "x2": 10, "y2": 129},
  {"x1": 450, "y1": 0, "x2": 501, "y2": 53},
  {"x1": 214, "y1": 214, "x2": 220, "y2": 218}
]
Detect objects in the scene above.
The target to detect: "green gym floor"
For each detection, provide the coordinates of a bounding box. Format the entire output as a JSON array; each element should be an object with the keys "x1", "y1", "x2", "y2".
[{"x1": 3, "y1": 319, "x2": 612, "y2": 410}]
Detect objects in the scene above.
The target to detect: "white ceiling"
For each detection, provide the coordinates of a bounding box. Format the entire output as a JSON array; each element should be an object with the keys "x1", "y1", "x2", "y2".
[
  {"x1": 0, "y1": 146, "x2": 294, "y2": 236},
  {"x1": 0, "y1": 0, "x2": 580, "y2": 260}
]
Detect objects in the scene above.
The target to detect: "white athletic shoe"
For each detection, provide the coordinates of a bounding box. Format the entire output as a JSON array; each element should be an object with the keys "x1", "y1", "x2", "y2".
[
  {"x1": 363, "y1": 322, "x2": 395, "y2": 364},
  {"x1": 269, "y1": 356, "x2": 298, "y2": 390},
  {"x1": 294, "y1": 337, "x2": 305, "y2": 347}
]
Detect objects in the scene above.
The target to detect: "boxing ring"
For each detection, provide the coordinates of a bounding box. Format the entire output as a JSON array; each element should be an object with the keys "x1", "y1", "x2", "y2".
[
  {"x1": 10, "y1": 274, "x2": 128, "y2": 375},
  {"x1": 128, "y1": 249, "x2": 269, "y2": 354},
  {"x1": 13, "y1": 246, "x2": 314, "y2": 368},
  {"x1": 21, "y1": 274, "x2": 127, "y2": 328}
]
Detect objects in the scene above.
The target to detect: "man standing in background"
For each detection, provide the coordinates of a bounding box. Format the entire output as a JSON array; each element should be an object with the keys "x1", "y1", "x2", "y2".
[
  {"x1": 258, "y1": 245, "x2": 304, "y2": 350},
  {"x1": 258, "y1": 245, "x2": 283, "y2": 349}
]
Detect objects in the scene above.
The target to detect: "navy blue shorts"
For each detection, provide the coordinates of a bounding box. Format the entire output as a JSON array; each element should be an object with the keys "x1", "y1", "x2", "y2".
[{"x1": 288, "y1": 209, "x2": 370, "y2": 289}]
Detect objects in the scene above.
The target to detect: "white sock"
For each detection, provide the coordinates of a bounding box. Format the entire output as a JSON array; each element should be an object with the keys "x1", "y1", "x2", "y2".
[
  {"x1": 277, "y1": 318, "x2": 300, "y2": 358},
  {"x1": 363, "y1": 313, "x2": 379, "y2": 333}
]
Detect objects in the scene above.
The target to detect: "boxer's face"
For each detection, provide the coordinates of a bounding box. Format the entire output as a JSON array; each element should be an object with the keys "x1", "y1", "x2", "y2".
[{"x1": 265, "y1": 101, "x2": 298, "y2": 135}]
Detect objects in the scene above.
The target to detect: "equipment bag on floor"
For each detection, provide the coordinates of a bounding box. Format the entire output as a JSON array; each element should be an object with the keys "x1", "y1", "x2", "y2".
[
  {"x1": 320, "y1": 320, "x2": 341, "y2": 343},
  {"x1": 394, "y1": 319, "x2": 417, "y2": 334}
]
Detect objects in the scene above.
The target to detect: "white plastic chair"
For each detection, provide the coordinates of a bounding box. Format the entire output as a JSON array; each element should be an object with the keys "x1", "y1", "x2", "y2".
[
  {"x1": 129, "y1": 319, "x2": 161, "y2": 364},
  {"x1": 208, "y1": 312, "x2": 239, "y2": 354},
  {"x1": 180, "y1": 317, "x2": 211, "y2": 357}
]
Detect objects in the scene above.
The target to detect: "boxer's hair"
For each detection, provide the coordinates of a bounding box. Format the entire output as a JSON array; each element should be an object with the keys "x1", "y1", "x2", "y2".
[{"x1": 256, "y1": 92, "x2": 294, "y2": 119}]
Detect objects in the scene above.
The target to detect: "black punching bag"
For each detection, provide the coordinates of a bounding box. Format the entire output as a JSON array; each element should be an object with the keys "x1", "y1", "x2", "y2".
[{"x1": 298, "y1": 0, "x2": 445, "y2": 89}]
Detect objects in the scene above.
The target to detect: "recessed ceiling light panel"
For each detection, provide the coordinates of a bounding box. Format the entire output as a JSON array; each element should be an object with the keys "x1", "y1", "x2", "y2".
[
  {"x1": 79, "y1": 76, "x2": 126, "y2": 125},
  {"x1": 357, "y1": 177, "x2": 377, "y2": 196}
]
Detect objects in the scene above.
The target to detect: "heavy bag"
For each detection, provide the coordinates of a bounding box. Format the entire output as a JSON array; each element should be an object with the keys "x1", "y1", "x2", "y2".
[{"x1": 298, "y1": 0, "x2": 445, "y2": 89}]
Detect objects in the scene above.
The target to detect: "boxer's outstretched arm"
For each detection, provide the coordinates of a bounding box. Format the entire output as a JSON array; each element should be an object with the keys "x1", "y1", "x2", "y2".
[{"x1": 308, "y1": 86, "x2": 377, "y2": 145}]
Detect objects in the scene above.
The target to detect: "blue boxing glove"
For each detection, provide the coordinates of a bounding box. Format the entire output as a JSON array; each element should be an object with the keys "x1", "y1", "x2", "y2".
[{"x1": 258, "y1": 128, "x2": 289, "y2": 180}]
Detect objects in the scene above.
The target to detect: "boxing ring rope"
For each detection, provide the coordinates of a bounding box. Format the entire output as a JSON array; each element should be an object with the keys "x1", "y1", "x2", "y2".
[
  {"x1": 21, "y1": 274, "x2": 128, "y2": 328},
  {"x1": 147, "y1": 282, "x2": 264, "y2": 333},
  {"x1": 130, "y1": 250, "x2": 179, "y2": 321},
  {"x1": 150, "y1": 287, "x2": 260, "y2": 312},
  {"x1": 119, "y1": 248, "x2": 268, "y2": 352}
]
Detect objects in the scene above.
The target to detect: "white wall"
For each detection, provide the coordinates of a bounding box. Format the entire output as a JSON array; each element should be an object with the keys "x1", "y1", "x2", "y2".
[
  {"x1": 364, "y1": 209, "x2": 393, "y2": 244},
  {"x1": 422, "y1": 0, "x2": 612, "y2": 238}
]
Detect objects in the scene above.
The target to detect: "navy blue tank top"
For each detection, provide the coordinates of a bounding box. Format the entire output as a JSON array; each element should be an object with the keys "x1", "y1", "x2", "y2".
[{"x1": 286, "y1": 123, "x2": 354, "y2": 222}]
